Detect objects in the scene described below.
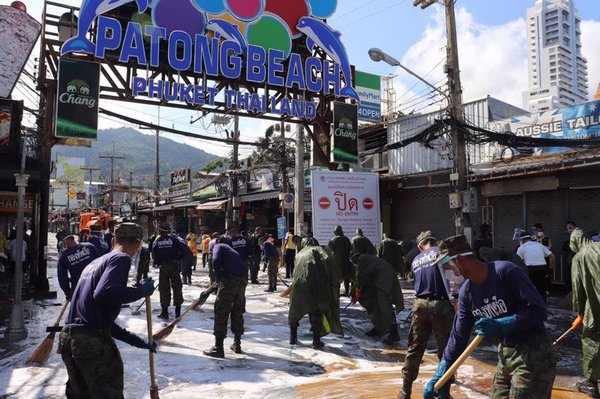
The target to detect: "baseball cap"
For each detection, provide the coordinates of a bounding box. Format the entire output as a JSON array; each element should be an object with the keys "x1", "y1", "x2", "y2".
[
  {"x1": 63, "y1": 234, "x2": 77, "y2": 242},
  {"x1": 416, "y1": 230, "x2": 436, "y2": 246},
  {"x1": 115, "y1": 223, "x2": 143, "y2": 240},
  {"x1": 433, "y1": 235, "x2": 473, "y2": 266}
]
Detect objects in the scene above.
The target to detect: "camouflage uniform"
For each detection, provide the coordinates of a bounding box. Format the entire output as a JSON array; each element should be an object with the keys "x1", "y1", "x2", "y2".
[
  {"x1": 402, "y1": 298, "x2": 454, "y2": 382},
  {"x1": 158, "y1": 260, "x2": 184, "y2": 309},
  {"x1": 214, "y1": 274, "x2": 247, "y2": 338},
  {"x1": 58, "y1": 327, "x2": 124, "y2": 398},
  {"x1": 493, "y1": 334, "x2": 557, "y2": 398}
]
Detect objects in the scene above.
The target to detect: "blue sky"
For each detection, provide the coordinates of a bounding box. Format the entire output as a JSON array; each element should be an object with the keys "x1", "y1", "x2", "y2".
[{"x1": 16, "y1": 0, "x2": 600, "y2": 157}]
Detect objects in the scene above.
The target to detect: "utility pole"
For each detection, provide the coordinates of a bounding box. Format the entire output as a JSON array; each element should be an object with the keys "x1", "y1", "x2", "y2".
[
  {"x1": 226, "y1": 114, "x2": 240, "y2": 229},
  {"x1": 99, "y1": 142, "x2": 125, "y2": 216},
  {"x1": 80, "y1": 166, "x2": 101, "y2": 207},
  {"x1": 294, "y1": 124, "x2": 305, "y2": 236},
  {"x1": 139, "y1": 107, "x2": 161, "y2": 195},
  {"x1": 414, "y1": 0, "x2": 471, "y2": 236},
  {"x1": 129, "y1": 169, "x2": 134, "y2": 202}
]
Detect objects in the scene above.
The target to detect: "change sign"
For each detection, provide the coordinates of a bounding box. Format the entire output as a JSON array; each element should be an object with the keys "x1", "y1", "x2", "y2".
[{"x1": 55, "y1": 58, "x2": 100, "y2": 140}]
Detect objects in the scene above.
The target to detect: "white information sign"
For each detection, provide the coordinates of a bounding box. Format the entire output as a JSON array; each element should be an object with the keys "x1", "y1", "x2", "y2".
[{"x1": 311, "y1": 171, "x2": 381, "y2": 245}]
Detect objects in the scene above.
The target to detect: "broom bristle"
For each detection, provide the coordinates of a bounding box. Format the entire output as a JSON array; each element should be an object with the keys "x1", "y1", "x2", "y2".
[
  {"x1": 280, "y1": 286, "x2": 293, "y2": 298},
  {"x1": 153, "y1": 323, "x2": 175, "y2": 340},
  {"x1": 25, "y1": 334, "x2": 55, "y2": 366}
]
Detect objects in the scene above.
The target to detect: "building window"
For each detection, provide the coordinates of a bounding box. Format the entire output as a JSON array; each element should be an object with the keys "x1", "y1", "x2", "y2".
[{"x1": 563, "y1": 37, "x2": 570, "y2": 46}]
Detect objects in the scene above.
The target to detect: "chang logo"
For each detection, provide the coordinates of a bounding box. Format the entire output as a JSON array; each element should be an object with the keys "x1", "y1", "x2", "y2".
[
  {"x1": 60, "y1": 79, "x2": 96, "y2": 108},
  {"x1": 334, "y1": 117, "x2": 357, "y2": 140}
]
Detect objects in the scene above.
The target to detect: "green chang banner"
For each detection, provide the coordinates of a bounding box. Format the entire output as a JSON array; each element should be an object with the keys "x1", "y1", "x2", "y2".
[
  {"x1": 332, "y1": 102, "x2": 358, "y2": 164},
  {"x1": 55, "y1": 58, "x2": 100, "y2": 140}
]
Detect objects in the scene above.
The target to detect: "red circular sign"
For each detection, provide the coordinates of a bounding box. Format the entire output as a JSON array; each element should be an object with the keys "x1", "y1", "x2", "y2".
[
  {"x1": 318, "y1": 197, "x2": 331, "y2": 210},
  {"x1": 363, "y1": 197, "x2": 374, "y2": 210}
]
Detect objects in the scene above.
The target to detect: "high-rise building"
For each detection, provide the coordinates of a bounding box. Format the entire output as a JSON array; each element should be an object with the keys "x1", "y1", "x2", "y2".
[{"x1": 523, "y1": 0, "x2": 589, "y2": 112}]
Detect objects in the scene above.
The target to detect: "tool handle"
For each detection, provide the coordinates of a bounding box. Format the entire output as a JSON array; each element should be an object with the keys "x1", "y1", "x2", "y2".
[
  {"x1": 54, "y1": 301, "x2": 70, "y2": 326},
  {"x1": 145, "y1": 297, "x2": 157, "y2": 388},
  {"x1": 553, "y1": 326, "x2": 575, "y2": 346},
  {"x1": 435, "y1": 334, "x2": 484, "y2": 391}
]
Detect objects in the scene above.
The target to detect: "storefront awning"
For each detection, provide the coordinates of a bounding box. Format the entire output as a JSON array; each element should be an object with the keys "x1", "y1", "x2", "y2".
[
  {"x1": 240, "y1": 190, "x2": 280, "y2": 203},
  {"x1": 196, "y1": 199, "x2": 228, "y2": 210},
  {"x1": 152, "y1": 204, "x2": 174, "y2": 212},
  {"x1": 172, "y1": 201, "x2": 199, "y2": 209}
]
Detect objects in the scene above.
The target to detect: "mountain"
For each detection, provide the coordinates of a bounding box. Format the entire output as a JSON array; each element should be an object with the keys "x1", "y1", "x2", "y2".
[{"x1": 51, "y1": 127, "x2": 222, "y2": 188}]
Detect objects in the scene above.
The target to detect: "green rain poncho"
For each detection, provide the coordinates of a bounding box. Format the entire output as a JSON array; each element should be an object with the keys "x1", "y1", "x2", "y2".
[
  {"x1": 571, "y1": 228, "x2": 600, "y2": 380},
  {"x1": 288, "y1": 244, "x2": 343, "y2": 336},
  {"x1": 351, "y1": 229, "x2": 377, "y2": 255},
  {"x1": 328, "y1": 226, "x2": 353, "y2": 282},
  {"x1": 378, "y1": 236, "x2": 405, "y2": 275},
  {"x1": 355, "y1": 254, "x2": 404, "y2": 333}
]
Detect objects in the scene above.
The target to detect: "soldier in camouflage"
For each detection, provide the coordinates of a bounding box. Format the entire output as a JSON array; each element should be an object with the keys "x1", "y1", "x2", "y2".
[{"x1": 399, "y1": 231, "x2": 454, "y2": 399}]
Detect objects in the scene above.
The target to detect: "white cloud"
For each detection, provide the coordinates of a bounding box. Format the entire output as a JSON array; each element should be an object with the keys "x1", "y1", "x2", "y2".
[
  {"x1": 395, "y1": 6, "x2": 530, "y2": 113},
  {"x1": 581, "y1": 19, "x2": 600, "y2": 100}
]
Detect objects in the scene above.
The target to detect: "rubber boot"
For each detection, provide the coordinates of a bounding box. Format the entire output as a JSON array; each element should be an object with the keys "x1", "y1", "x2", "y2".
[
  {"x1": 383, "y1": 323, "x2": 400, "y2": 345},
  {"x1": 312, "y1": 334, "x2": 324, "y2": 350},
  {"x1": 230, "y1": 334, "x2": 242, "y2": 354},
  {"x1": 365, "y1": 327, "x2": 382, "y2": 337},
  {"x1": 175, "y1": 305, "x2": 181, "y2": 318},
  {"x1": 158, "y1": 307, "x2": 169, "y2": 320},
  {"x1": 577, "y1": 379, "x2": 600, "y2": 398},
  {"x1": 289, "y1": 325, "x2": 298, "y2": 345},
  {"x1": 342, "y1": 280, "x2": 350, "y2": 296},
  {"x1": 204, "y1": 335, "x2": 225, "y2": 358},
  {"x1": 397, "y1": 380, "x2": 412, "y2": 399}
]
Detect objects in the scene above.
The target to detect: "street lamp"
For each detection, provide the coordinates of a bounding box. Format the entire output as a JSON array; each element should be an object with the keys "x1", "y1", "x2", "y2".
[{"x1": 368, "y1": 48, "x2": 449, "y2": 101}]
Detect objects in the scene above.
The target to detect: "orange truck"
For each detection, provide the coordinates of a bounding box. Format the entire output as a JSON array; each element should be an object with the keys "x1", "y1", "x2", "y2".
[{"x1": 79, "y1": 209, "x2": 112, "y2": 237}]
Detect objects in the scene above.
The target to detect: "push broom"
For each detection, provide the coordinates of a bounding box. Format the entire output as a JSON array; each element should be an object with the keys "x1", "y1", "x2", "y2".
[{"x1": 26, "y1": 301, "x2": 70, "y2": 366}]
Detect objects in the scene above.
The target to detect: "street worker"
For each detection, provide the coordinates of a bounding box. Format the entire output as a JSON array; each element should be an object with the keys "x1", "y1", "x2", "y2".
[
  {"x1": 351, "y1": 228, "x2": 377, "y2": 255},
  {"x1": 151, "y1": 223, "x2": 188, "y2": 319},
  {"x1": 175, "y1": 235, "x2": 194, "y2": 285},
  {"x1": 135, "y1": 245, "x2": 151, "y2": 285},
  {"x1": 201, "y1": 232, "x2": 211, "y2": 269},
  {"x1": 88, "y1": 224, "x2": 110, "y2": 255},
  {"x1": 248, "y1": 227, "x2": 263, "y2": 284},
  {"x1": 204, "y1": 237, "x2": 247, "y2": 358},
  {"x1": 350, "y1": 250, "x2": 404, "y2": 345},
  {"x1": 399, "y1": 231, "x2": 454, "y2": 399},
  {"x1": 186, "y1": 232, "x2": 198, "y2": 271},
  {"x1": 207, "y1": 232, "x2": 220, "y2": 284},
  {"x1": 103, "y1": 219, "x2": 116, "y2": 251},
  {"x1": 55, "y1": 223, "x2": 69, "y2": 253},
  {"x1": 57, "y1": 235, "x2": 99, "y2": 301},
  {"x1": 517, "y1": 231, "x2": 555, "y2": 302},
  {"x1": 229, "y1": 226, "x2": 251, "y2": 279},
  {"x1": 289, "y1": 238, "x2": 343, "y2": 349},
  {"x1": 424, "y1": 235, "x2": 556, "y2": 399},
  {"x1": 479, "y1": 246, "x2": 527, "y2": 273},
  {"x1": 570, "y1": 227, "x2": 600, "y2": 397},
  {"x1": 57, "y1": 223, "x2": 157, "y2": 398},
  {"x1": 263, "y1": 235, "x2": 280, "y2": 292},
  {"x1": 532, "y1": 222, "x2": 552, "y2": 248},
  {"x1": 283, "y1": 230, "x2": 297, "y2": 279},
  {"x1": 328, "y1": 225, "x2": 353, "y2": 297},
  {"x1": 562, "y1": 221, "x2": 577, "y2": 290},
  {"x1": 378, "y1": 234, "x2": 405, "y2": 276}
]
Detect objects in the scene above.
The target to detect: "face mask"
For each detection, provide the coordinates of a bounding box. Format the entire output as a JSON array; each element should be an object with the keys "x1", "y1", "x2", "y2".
[
  {"x1": 537, "y1": 231, "x2": 544, "y2": 237},
  {"x1": 444, "y1": 269, "x2": 465, "y2": 284}
]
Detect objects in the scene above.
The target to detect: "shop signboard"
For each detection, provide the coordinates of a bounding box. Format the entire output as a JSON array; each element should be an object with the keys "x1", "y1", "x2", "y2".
[
  {"x1": 355, "y1": 71, "x2": 381, "y2": 122},
  {"x1": 55, "y1": 156, "x2": 86, "y2": 189},
  {"x1": 61, "y1": 0, "x2": 360, "y2": 119},
  {"x1": 277, "y1": 217, "x2": 286, "y2": 240},
  {"x1": 0, "y1": 99, "x2": 23, "y2": 156},
  {"x1": 0, "y1": 191, "x2": 33, "y2": 214},
  {"x1": 311, "y1": 171, "x2": 380, "y2": 245},
  {"x1": 489, "y1": 100, "x2": 600, "y2": 154},
  {"x1": 331, "y1": 102, "x2": 358, "y2": 164},
  {"x1": 55, "y1": 58, "x2": 100, "y2": 141}
]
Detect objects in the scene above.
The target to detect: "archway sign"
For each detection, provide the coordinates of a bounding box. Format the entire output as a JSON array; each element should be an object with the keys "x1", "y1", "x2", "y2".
[{"x1": 56, "y1": 0, "x2": 359, "y2": 125}]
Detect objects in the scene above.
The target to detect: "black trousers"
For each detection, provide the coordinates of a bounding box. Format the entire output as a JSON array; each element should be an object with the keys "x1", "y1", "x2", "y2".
[{"x1": 527, "y1": 265, "x2": 548, "y2": 303}]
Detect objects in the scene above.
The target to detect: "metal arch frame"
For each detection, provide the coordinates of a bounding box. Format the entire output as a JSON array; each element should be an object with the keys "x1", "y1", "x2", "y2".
[{"x1": 38, "y1": 1, "x2": 353, "y2": 163}]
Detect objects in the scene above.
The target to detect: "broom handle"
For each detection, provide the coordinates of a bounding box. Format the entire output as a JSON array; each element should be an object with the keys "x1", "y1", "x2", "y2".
[
  {"x1": 176, "y1": 282, "x2": 217, "y2": 322},
  {"x1": 553, "y1": 326, "x2": 575, "y2": 346},
  {"x1": 54, "y1": 301, "x2": 70, "y2": 326},
  {"x1": 435, "y1": 334, "x2": 484, "y2": 391},
  {"x1": 145, "y1": 297, "x2": 158, "y2": 389}
]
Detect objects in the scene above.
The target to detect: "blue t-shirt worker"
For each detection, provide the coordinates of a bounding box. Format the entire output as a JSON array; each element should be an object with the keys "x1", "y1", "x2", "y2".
[
  {"x1": 57, "y1": 235, "x2": 99, "y2": 300},
  {"x1": 58, "y1": 222, "x2": 156, "y2": 398},
  {"x1": 423, "y1": 234, "x2": 556, "y2": 399}
]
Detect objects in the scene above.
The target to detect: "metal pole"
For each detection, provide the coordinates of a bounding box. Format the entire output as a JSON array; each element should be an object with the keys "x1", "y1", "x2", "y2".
[
  {"x1": 444, "y1": 0, "x2": 471, "y2": 235},
  {"x1": 5, "y1": 139, "x2": 29, "y2": 342},
  {"x1": 156, "y1": 107, "x2": 160, "y2": 193},
  {"x1": 294, "y1": 125, "x2": 305, "y2": 235},
  {"x1": 226, "y1": 114, "x2": 240, "y2": 229}
]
